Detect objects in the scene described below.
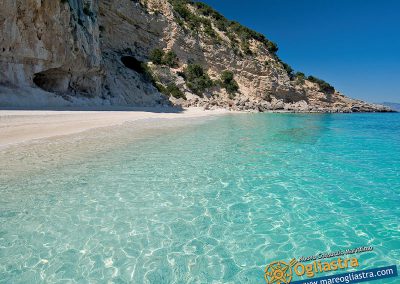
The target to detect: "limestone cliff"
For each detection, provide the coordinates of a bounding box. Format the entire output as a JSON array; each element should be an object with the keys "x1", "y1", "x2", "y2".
[
  {"x1": 0, "y1": 0, "x2": 103, "y2": 105},
  {"x1": 0, "y1": 0, "x2": 391, "y2": 112}
]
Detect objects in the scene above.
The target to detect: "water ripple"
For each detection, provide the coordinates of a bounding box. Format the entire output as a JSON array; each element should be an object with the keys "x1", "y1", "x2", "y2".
[{"x1": 0, "y1": 113, "x2": 399, "y2": 283}]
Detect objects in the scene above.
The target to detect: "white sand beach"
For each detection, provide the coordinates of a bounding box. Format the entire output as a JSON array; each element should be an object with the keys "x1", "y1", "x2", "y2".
[{"x1": 0, "y1": 107, "x2": 229, "y2": 148}]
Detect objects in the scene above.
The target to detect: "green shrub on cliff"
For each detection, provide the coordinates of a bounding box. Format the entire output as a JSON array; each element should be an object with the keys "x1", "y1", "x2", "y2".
[
  {"x1": 171, "y1": 1, "x2": 221, "y2": 41},
  {"x1": 241, "y1": 41, "x2": 252, "y2": 55},
  {"x1": 308, "y1": 76, "x2": 335, "y2": 94},
  {"x1": 155, "y1": 82, "x2": 167, "y2": 94},
  {"x1": 169, "y1": 0, "x2": 201, "y2": 29},
  {"x1": 281, "y1": 61, "x2": 294, "y2": 77},
  {"x1": 150, "y1": 49, "x2": 179, "y2": 67},
  {"x1": 150, "y1": 49, "x2": 165, "y2": 65},
  {"x1": 166, "y1": 83, "x2": 186, "y2": 99},
  {"x1": 156, "y1": 83, "x2": 186, "y2": 99},
  {"x1": 266, "y1": 41, "x2": 279, "y2": 53},
  {"x1": 170, "y1": 0, "x2": 191, "y2": 19},
  {"x1": 193, "y1": 2, "x2": 217, "y2": 17},
  {"x1": 194, "y1": 2, "x2": 227, "y2": 32},
  {"x1": 184, "y1": 63, "x2": 213, "y2": 96},
  {"x1": 220, "y1": 70, "x2": 239, "y2": 96},
  {"x1": 294, "y1": 72, "x2": 306, "y2": 84},
  {"x1": 202, "y1": 18, "x2": 219, "y2": 39},
  {"x1": 163, "y1": 51, "x2": 179, "y2": 67},
  {"x1": 295, "y1": 72, "x2": 306, "y2": 79}
]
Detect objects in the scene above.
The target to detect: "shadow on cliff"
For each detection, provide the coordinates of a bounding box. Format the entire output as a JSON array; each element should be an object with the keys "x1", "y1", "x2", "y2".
[
  {"x1": 0, "y1": 105, "x2": 185, "y2": 113},
  {"x1": 0, "y1": 84, "x2": 184, "y2": 113}
]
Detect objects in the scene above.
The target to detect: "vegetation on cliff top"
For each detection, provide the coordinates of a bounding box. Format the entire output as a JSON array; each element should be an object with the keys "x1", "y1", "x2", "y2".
[
  {"x1": 307, "y1": 76, "x2": 335, "y2": 94},
  {"x1": 167, "y1": 1, "x2": 312, "y2": 80},
  {"x1": 144, "y1": 1, "x2": 336, "y2": 97},
  {"x1": 292, "y1": 71, "x2": 334, "y2": 93},
  {"x1": 294, "y1": 72, "x2": 306, "y2": 84},
  {"x1": 168, "y1": 0, "x2": 278, "y2": 55}
]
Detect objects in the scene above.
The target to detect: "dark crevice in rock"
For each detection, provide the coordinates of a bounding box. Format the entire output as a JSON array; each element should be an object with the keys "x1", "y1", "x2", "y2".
[
  {"x1": 121, "y1": 56, "x2": 145, "y2": 73},
  {"x1": 33, "y1": 69, "x2": 70, "y2": 93}
]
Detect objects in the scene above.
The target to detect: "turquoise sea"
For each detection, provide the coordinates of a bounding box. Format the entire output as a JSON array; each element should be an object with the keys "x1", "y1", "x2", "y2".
[{"x1": 0, "y1": 113, "x2": 399, "y2": 283}]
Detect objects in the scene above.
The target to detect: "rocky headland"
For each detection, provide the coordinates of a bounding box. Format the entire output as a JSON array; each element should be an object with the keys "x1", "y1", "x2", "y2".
[{"x1": 0, "y1": 0, "x2": 393, "y2": 112}]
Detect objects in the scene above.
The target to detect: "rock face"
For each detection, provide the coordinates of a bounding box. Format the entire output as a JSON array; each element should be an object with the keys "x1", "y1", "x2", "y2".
[
  {"x1": 0, "y1": 0, "x2": 392, "y2": 112},
  {"x1": 0, "y1": 0, "x2": 103, "y2": 104}
]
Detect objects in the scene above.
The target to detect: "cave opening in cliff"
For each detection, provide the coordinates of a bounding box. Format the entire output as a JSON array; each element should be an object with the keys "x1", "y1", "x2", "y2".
[
  {"x1": 33, "y1": 69, "x2": 70, "y2": 93},
  {"x1": 121, "y1": 56, "x2": 146, "y2": 74}
]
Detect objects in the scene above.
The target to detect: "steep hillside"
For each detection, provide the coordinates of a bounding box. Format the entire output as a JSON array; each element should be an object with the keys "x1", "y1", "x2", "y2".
[{"x1": 0, "y1": 0, "x2": 391, "y2": 112}]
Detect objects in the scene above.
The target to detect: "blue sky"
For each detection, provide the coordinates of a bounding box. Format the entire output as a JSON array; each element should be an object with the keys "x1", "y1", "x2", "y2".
[{"x1": 199, "y1": 0, "x2": 400, "y2": 103}]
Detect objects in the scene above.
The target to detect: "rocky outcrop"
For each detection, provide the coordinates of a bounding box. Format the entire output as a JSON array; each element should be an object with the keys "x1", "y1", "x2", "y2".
[
  {"x1": 0, "y1": 1, "x2": 101, "y2": 95},
  {"x1": 0, "y1": 0, "x2": 393, "y2": 112}
]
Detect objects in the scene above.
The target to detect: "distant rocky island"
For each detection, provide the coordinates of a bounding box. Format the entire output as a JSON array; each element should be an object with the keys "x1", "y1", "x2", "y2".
[
  {"x1": 0, "y1": 0, "x2": 392, "y2": 112},
  {"x1": 381, "y1": 102, "x2": 400, "y2": 112}
]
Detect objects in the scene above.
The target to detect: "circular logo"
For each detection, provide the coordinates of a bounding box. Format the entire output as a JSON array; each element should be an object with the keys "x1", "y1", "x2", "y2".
[{"x1": 264, "y1": 260, "x2": 292, "y2": 284}]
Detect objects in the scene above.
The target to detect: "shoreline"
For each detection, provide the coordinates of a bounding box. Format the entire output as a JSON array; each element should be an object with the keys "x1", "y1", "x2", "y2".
[
  {"x1": 0, "y1": 107, "x2": 396, "y2": 149},
  {"x1": 0, "y1": 107, "x2": 230, "y2": 148}
]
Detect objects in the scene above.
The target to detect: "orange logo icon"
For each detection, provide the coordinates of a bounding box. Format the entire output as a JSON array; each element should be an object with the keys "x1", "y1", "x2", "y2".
[{"x1": 264, "y1": 259, "x2": 297, "y2": 284}]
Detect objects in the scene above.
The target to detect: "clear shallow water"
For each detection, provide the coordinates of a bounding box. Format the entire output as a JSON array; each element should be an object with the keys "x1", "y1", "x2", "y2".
[{"x1": 0, "y1": 113, "x2": 399, "y2": 283}]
